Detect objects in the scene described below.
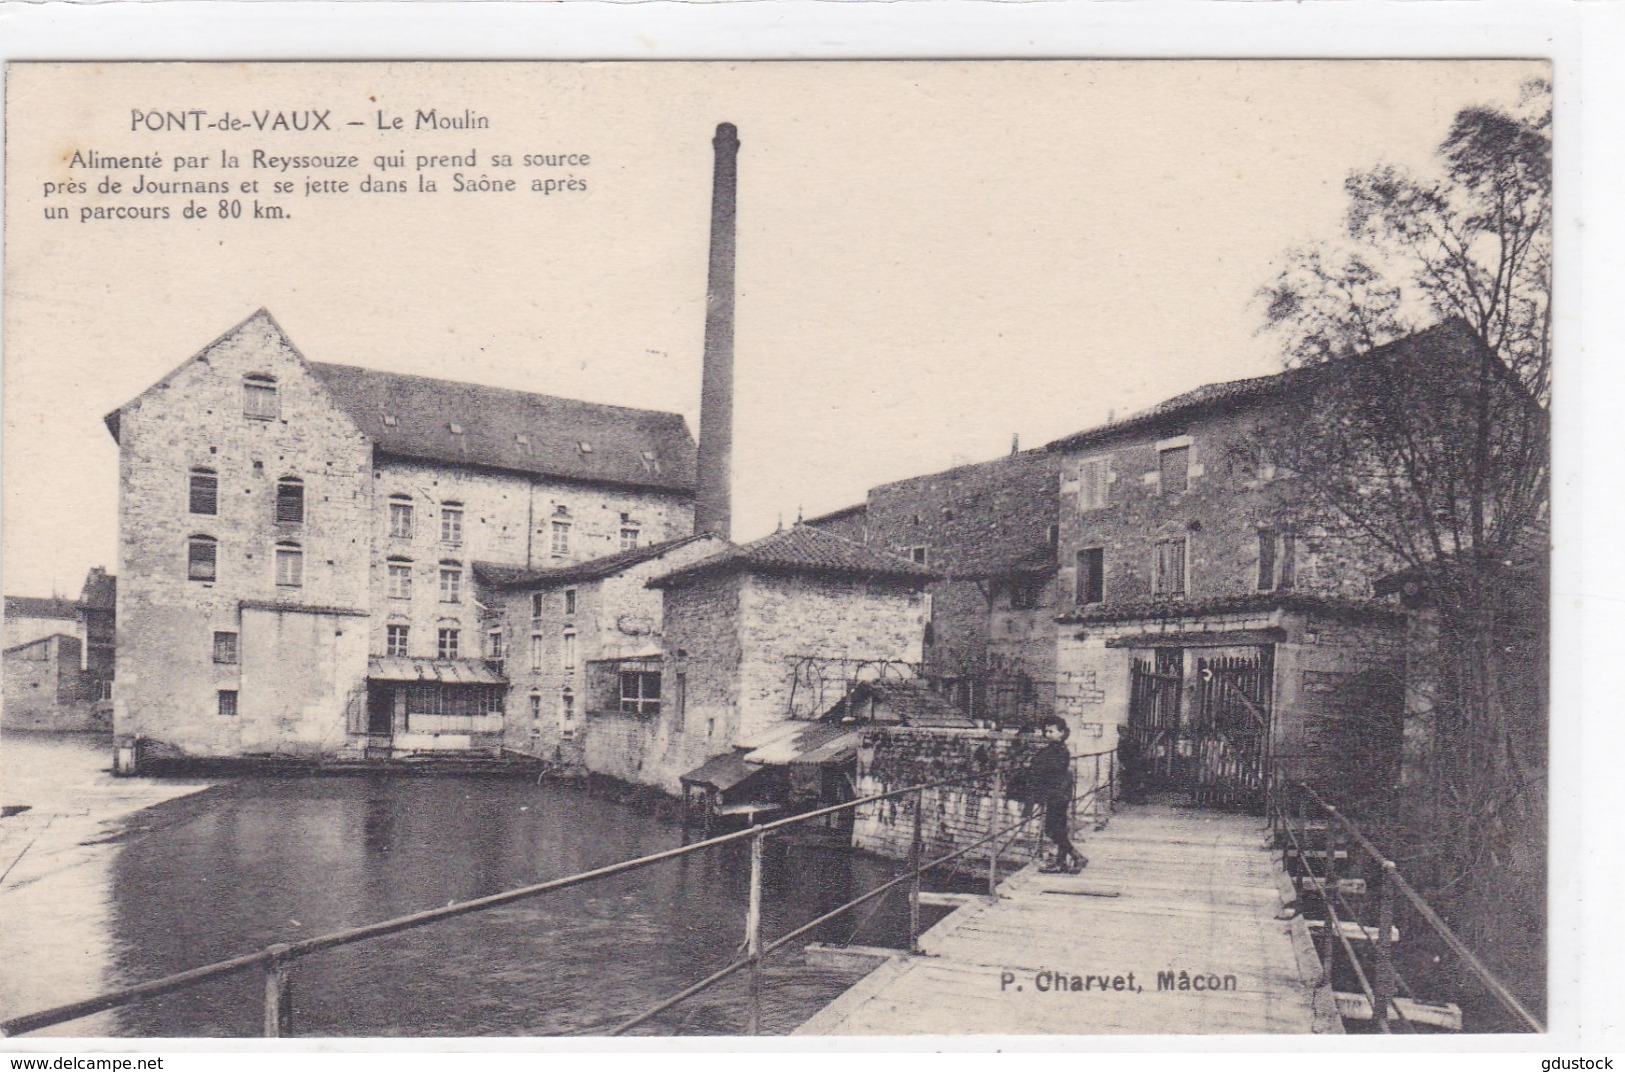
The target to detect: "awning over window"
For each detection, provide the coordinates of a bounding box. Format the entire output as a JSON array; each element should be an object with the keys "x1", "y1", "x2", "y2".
[{"x1": 367, "y1": 657, "x2": 508, "y2": 685}]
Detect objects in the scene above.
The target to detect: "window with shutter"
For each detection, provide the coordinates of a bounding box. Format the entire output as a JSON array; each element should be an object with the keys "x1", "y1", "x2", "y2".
[
  {"x1": 1077, "y1": 458, "x2": 1110, "y2": 511},
  {"x1": 276, "y1": 479, "x2": 304, "y2": 524},
  {"x1": 1153, "y1": 537, "x2": 1187, "y2": 598},
  {"x1": 188, "y1": 536, "x2": 218, "y2": 582},
  {"x1": 189, "y1": 470, "x2": 218, "y2": 515}
]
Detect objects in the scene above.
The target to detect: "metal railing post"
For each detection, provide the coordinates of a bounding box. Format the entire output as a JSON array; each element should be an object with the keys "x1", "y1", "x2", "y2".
[
  {"x1": 262, "y1": 943, "x2": 293, "y2": 1038},
  {"x1": 1374, "y1": 858, "x2": 1397, "y2": 1028},
  {"x1": 988, "y1": 768, "x2": 1003, "y2": 898},
  {"x1": 908, "y1": 786, "x2": 924, "y2": 954},
  {"x1": 1318, "y1": 810, "x2": 1340, "y2": 979},
  {"x1": 745, "y1": 829, "x2": 764, "y2": 1036}
]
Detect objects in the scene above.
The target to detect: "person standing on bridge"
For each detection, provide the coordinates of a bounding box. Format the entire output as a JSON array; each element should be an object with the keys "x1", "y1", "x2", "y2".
[{"x1": 1020, "y1": 716, "x2": 1087, "y2": 874}]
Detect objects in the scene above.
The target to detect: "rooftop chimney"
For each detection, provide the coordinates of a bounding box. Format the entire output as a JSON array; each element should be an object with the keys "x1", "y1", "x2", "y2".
[{"x1": 695, "y1": 122, "x2": 739, "y2": 539}]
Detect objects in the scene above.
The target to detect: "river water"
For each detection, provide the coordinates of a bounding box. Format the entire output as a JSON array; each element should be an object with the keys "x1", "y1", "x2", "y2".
[{"x1": 2, "y1": 734, "x2": 933, "y2": 1037}]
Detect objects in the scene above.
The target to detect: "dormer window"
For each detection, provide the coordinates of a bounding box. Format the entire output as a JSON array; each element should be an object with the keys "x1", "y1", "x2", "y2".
[
  {"x1": 243, "y1": 375, "x2": 278, "y2": 420},
  {"x1": 577, "y1": 442, "x2": 593, "y2": 454},
  {"x1": 448, "y1": 423, "x2": 464, "y2": 435},
  {"x1": 275, "y1": 477, "x2": 305, "y2": 524},
  {"x1": 516, "y1": 433, "x2": 531, "y2": 446},
  {"x1": 382, "y1": 414, "x2": 399, "y2": 428}
]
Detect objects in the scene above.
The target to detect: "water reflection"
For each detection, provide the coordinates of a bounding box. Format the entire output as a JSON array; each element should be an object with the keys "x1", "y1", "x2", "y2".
[{"x1": 102, "y1": 775, "x2": 921, "y2": 1036}]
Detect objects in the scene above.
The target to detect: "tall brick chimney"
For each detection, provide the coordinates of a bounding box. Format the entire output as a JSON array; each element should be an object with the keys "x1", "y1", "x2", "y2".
[{"x1": 694, "y1": 122, "x2": 738, "y2": 539}]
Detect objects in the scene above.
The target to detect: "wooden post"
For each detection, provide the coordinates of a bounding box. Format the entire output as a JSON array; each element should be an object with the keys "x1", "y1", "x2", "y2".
[
  {"x1": 1374, "y1": 858, "x2": 1397, "y2": 1028},
  {"x1": 908, "y1": 786, "x2": 924, "y2": 954},
  {"x1": 1318, "y1": 812, "x2": 1339, "y2": 979},
  {"x1": 262, "y1": 943, "x2": 293, "y2": 1038},
  {"x1": 745, "y1": 829, "x2": 764, "y2": 1035},
  {"x1": 988, "y1": 768, "x2": 1003, "y2": 898}
]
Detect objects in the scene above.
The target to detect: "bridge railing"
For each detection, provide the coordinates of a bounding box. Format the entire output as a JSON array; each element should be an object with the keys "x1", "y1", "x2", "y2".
[
  {"x1": 1, "y1": 744, "x2": 1114, "y2": 1039},
  {"x1": 1266, "y1": 768, "x2": 1544, "y2": 1034}
]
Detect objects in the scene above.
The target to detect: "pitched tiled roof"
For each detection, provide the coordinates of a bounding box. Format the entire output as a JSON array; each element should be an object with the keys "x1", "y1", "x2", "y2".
[
  {"x1": 4, "y1": 596, "x2": 80, "y2": 621},
  {"x1": 835, "y1": 680, "x2": 976, "y2": 728},
  {"x1": 1045, "y1": 319, "x2": 1481, "y2": 454},
  {"x1": 474, "y1": 534, "x2": 723, "y2": 590},
  {"x1": 1056, "y1": 592, "x2": 1403, "y2": 626},
  {"x1": 650, "y1": 525, "x2": 937, "y2": 588},
  {"x1": 309, "y1": 362, "x2": 696, "y2": 493}
]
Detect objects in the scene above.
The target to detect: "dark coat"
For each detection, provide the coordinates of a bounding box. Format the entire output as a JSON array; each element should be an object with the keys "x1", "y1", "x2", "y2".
[{"x1": 1008, "y1": 740, "x2": 1071, "y2": 804}]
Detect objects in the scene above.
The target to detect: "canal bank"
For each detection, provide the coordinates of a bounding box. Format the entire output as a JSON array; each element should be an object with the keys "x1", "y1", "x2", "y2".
[
  {"x1": 1, "y1": 733, "x2": 942, "y2": 1037},
  {"x1": 1, "y1": 731, "x2": 221, "y2": 1036}
]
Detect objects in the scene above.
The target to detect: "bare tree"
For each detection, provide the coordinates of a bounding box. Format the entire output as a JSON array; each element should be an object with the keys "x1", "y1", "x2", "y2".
[{"x1": 1255, "y1": 83, "x2": 1551, "y2": 1019}]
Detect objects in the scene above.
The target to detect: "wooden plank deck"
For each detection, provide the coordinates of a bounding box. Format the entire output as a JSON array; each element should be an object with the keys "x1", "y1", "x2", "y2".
[{"x1": 796, "y1": 804, "x2": 1341, "y2": 1036}]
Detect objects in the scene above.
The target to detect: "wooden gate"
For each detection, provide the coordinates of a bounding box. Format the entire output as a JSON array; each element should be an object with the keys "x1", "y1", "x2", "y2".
[
  {"x1": 1190, "y1": 650, "x2": 1273, "y2": 808},
  {"x1": 1127, "y1": 646, "x2": 1274, "y2": 809},
  {"x1": 1126, "y1": 648, "x2": 1185, "y2": 787}
]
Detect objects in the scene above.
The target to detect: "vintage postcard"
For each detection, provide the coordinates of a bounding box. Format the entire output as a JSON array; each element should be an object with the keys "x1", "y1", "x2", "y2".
[{"x1": 1, "y1": 58, "x2": 1557, "y2": 1043}]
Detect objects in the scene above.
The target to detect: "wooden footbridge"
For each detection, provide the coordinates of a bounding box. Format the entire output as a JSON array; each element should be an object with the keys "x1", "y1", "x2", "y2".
[{"x1": 798, "y1": 804, "x2": 1342, "y2": 1035}]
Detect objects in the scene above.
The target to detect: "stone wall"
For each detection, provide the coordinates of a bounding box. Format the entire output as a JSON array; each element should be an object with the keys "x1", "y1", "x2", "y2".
[
  {"x1": 861, "y1": 450, "x2": 1060, "y2": 688},
  {"x1": 1055, "y1": 401, "x2": 1395, "y2": 616},
  {"x1": 499, "y1": 535, "x2": 723, "y2": 766},
  {"x1": 114, "y1": 312, "x2": 374, "y2": 758},
  {"x1": 734, "y1": 572, "x2": 926, "y2": 744},
  {"x1": 2, "y1": 635, "x2": 96, "y2": 731},
  {"x1": 373, "y1": 457, "x2": 693, "y2": 664}
]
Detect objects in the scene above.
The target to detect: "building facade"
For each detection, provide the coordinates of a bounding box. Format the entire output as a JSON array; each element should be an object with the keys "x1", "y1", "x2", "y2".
[
  {"x1": 806, "y1": 449, "x2": 1061, "y2": 725},
  {"x1": 476, "y1": 533, "x2": 727, "y2": 768},
  {"x1": 105, "y1": 310, "x2": 697, "y2": 767}
]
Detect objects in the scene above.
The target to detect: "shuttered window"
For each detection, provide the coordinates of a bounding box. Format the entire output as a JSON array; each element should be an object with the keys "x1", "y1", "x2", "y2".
[
  {"x1": 1077, "y1": 458, "x2": 1109, "y2": 511},
  {"x1": 187, "y1": 536, "x2": 218, "y2": 582},
  {"x1": 189, "y1": 470, "x2": 218, "y2": 515},
  {"x1": 276, "y1": 479, "x2": 304, "y2": 524},
  {"x1": 275, "y1": 544, "x2": 303, "y2": 587},
  {"x1": 1153, "y1": 538, "x2": 1187, "y2": 599}
]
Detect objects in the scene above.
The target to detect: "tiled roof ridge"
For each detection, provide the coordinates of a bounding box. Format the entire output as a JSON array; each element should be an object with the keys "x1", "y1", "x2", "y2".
[
  {"x1": 1045, "y1": 318, "x2": 1478, "y2": 453},
  {"x1": 651, "y1": 523, "x2": 936, "y2": 588},
  {"x1": 475, "y1": 532, "x2": 719, "y2": 589}
]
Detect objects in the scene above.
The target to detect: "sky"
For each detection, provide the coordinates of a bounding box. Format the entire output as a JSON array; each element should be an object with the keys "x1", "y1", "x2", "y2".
[{"x1": 2, "y1": 60, "x2": 1545, "y2": 598}]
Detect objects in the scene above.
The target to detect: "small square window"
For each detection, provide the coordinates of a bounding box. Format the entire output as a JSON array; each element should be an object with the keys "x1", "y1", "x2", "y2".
[
  {"x1": 217, "y1": 689, "x2": 239, "y2": 718},
  {"x1": 619, "y1": 671, "x2": 661, "y2": 716},
  {"x1": 243, "y1": 378, "x2": 278, "y2": 420},
  {"x1": 910, "y1": 546, "x2": 928, "y2": 566},
  {"x1": 620, "y1": 527, "x2": 640, "y2": 551},
  {"x1": 386, "y1": 624, "x2": 410, "y2": 657}
]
